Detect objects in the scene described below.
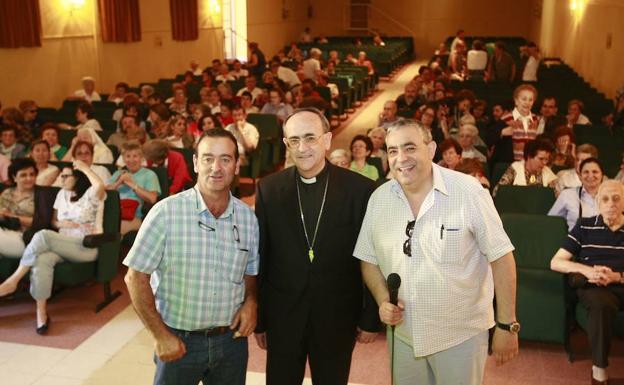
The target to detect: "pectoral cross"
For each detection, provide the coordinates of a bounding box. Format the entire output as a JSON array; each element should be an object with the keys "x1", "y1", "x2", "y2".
[{"x1": 308, "y1": 248, "x2": 315, "y2": 262}]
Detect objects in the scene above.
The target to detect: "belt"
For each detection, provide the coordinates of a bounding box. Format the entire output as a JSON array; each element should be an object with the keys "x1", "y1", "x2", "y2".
[{"x1": 186, "y1": 326, "x2": 230, "y2": 337}]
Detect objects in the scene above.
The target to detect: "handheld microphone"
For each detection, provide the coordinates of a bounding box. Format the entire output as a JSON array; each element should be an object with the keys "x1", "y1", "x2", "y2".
[
  {"x1": 387, "y1": 273, "x2": 401, "y2": 306},
  {"x1": 387, "y1": 273, "x2": 401, "y2": 385}
]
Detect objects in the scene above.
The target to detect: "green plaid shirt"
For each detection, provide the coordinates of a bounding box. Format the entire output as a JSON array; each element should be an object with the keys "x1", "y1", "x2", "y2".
[{"x1": 123, "y1": 187, "x2": 259, "y2": 331}]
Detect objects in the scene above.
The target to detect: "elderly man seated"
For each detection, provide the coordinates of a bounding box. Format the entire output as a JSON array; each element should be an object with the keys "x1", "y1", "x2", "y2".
[
  {"x1": 72, "y1": 76, "x2": 101, "y2": 102},
  {"x1": 379, "y1": 100, "x2": 402, "y2": 129},
  {"x1": 550, "y1": 180, "x2": 624, "y2": 385},
  {"x1": 494, "y1": 139, "x2": 558, "y2": 196},
  {"x1": 455, "y1": 124, "x2": 486, "y2": 163}
]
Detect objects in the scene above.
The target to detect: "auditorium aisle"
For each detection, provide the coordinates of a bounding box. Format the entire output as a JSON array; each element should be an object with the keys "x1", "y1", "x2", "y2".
[{"x1": 2, "y1": 59, "x2": 623, "y2": 385}]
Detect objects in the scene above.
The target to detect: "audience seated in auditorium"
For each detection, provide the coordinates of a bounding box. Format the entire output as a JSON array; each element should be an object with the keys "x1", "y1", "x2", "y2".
[
  {"x1": 270, "y1": 60, "x2": 300, "y2": 89},
  {"x1": 423, "y1": 103, "x2": 448, "y2": 146},
  {"x1": 488, "y1": 41, "x2": 516, "y2": 84},
  {"x1": 218, "y1": 101, "x2": 235, "y2": 127},
  {"x1": 379, "y1": 100, "x2": 402, "y2": 129},
  {"x1": 19, "y1": 100, "x2": 41, "y2": 136},
  {"x1": 472, "y1": 99, "x2": 489, "y2": 128},
  {"x1": 0, "y1": 160, "x2": 106, "y2": 334},
  {"x1": 58, "y1": 101, "x2": 103, "y2": 132},
  {"x1": 200, "y1": 70, "x2": 214, "y2": 88},
  {"x1": 236, "y1": 75, "x2": 263, "y2": 102},
  {"x1": 165, "y1": 115, "x2": 194, "y2": 150},
  {"x1": 303, "y1": 48, "x2": 322, "y2": 80},
  {"x1": 329, "y1": 149, "x2": 350, "y2": 169},
  {"x1": 107, "y1": 115, "x2": 147, "y2": 150},
  {"x1": 456, "y1": 124, "x2": 487, "y2": 163},
  {"x1": 455, "y1": 158, "x2": 490, "y2": 189},
  {"x1": 451, "y1": 90, "x2": 476, "y2": 132},
  {"x1": 30, "y1": 140, "x2": 59, "y2": 186},
  {"x1": 549, "y1": 157, "x2": 603, "y2": 230},
  {"x1": 537, "y1": 96, "x2": 560, "y2": 136},
  {"x1": 53, "y1": 141, "x2": 111, "y2": 186},
  {"x1": 240, "y1": 91, "x2": 259, "y2": 114},
  {"x1": 555, "y1": 143, "x2": 599, "y2": 193},
  {"x1": 550, "y1": 180, "x2": 624, "y2": 385},
  {"x1": 148, "y1": 104, "x2": 170, "y2": 139},
  {"x1": 449, "y1": 40, "x2": 467, "y2": 81},
  {"x1": 356, "y1": 51, "x2": 375, "y2": 75},
  {"x1": 1, "y1": 126, "x2": 26, "y2": 159},
  {"x1": 139, "y1": 85, "x2": 155, "y2": 103},
  {"x1": 1, "y1": 108, "x2": 31, "y2": 144},
  {"x1": 189, "y1": 59, "x2": 202, "y2": 76},
  {"x1": 395, "y1": 83, "x2": 421, "y2": 114},
  {"x1": 204, "y1": 87, "x2": 222, "y2": 114},
  {"x1": 349, "y1": 135, "x2": 379, "y2": 181},
  {"x1": 143, "y1": 140, "x2": 192, "y2": 195},
  {"x1": 111, "y1": 95, "x2": 143, "y2": 129},
  {"x1": 438, "y1": 138, "x2": 463, "y2": 170},
  {"x1": 63, "y1": 128, "x2": 114, "y2": 164},
  {"x1": 107, "y1": 82, "x2": 129, "y2": 105},
  {"x1": 368, "y1": 127, "x2": 388, "y2": 173},
  {"x1": 230, "y1": 59, "x2": 248, "y2": 79},
  {"x1": 215, "y1": 63, "x2": 235, "y2": 83},
  {"x1": 260, "y1": 89, "x2": 294, "y2": 123},
  {"x1": 224, "y1": 106, "x2": 260, "y2": 166},
  {"x1": 107, "y1": 141, "x2": 159, "y2": 235},
  {"x1": 372, "y1": 33, "x2": 385, "y2": 47},
  {"x1": 0, "y1": 158, "x2": 36, "y2": 260},
  {"x1": 494, "y1": 139, "x2": 557, "y2": 195},
  {"x1": 567, "y1": 99, "x2": 591, "y2": 127},
  {"x1": 72, "y1": 76, "x2": 101, "y2": 102},
  {"x1": 0, "y1": 154, "x2": 9, "y2": 183},
  {"x1": 552, "y1": 125, "x2": 576, "y2": 169},
  {"x1": 168, "y1": 84, "x2": 189, "y2": 117}
]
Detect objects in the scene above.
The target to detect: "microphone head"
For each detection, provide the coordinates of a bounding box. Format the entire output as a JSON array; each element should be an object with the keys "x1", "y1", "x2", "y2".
[{"x1": 387, "y1": 273, "x2": 401, "y2": 290}]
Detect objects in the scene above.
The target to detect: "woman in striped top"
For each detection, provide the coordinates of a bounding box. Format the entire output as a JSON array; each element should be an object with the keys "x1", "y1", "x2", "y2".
[{"x1": 551, "y1": 180, "x2": 624, "y2": 385}]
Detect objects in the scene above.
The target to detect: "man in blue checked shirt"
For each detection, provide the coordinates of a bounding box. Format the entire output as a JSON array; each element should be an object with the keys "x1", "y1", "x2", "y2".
[{"x1": 124, "y1": 128, "x2": 259, "y2": 385}]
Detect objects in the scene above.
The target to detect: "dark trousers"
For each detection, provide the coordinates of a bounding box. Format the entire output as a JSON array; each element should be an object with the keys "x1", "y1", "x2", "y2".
[
  {"x1": 266, "y1": 316, "x2": 357, "y2": 385},
  {"x1": 577, "y1": 286, "x2": 624, "y2": 368}
]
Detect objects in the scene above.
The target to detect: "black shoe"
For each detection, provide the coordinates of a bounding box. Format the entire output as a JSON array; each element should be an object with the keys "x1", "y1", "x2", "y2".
[{"x1": 36, "y1": 316, "x2": 50, "y2": 335}]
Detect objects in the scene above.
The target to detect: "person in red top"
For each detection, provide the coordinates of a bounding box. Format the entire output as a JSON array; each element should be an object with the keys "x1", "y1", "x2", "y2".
[{"x1": 143, "y1": 140, "x2": 192, "y2": 195}]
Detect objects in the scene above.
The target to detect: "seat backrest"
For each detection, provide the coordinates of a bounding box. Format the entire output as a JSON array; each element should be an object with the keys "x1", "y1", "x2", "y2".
[
  {"x1": 367, "y1": 157, "x2": 385, "y2": 178},
  {"x1": 246, "y1": 113, "x2": 281, "y2": 140},
  {"x1": 495, "y1": 185, "x2": 556, "y2": 215},
  {"x1": 149, "y1": 166, "x2": 170, "y2": 201},
  {"x1": 501, "y1": 213, "x2": 567, "y2": 270}
]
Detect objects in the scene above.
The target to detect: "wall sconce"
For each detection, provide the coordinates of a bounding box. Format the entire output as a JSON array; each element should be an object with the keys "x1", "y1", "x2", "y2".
[{"x1": 64, "y1": 0, "x2": 86, "y2": 14}]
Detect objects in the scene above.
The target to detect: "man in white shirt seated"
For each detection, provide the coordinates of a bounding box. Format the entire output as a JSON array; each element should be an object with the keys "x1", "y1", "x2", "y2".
[
  {"x1": 236, "y1": 76, "x2": 263, "y2": 103},
  {"x1": 224, "y1": 105, "x2": 260, "y2": 166},
  {"x1": 379, "y1": 101, "x2": 403, "y2": 129},
  {"x1": 270, "y1": 61, "x2": 301, "y2": 89},
  {"x1": 567, "y1": 99, "x2": 592, "y2": 127},
  {"x1": 537, "y1": 96, "x2": 559, "y2": 135},
  {"x1": 215, "y1": 63, "x2": 236, "y2": 83},
  {"x1": 230, "y1": 59, "x2": 248, "y2": 79},
  {"x1": 303, "y1": 48, "x2": 322, "y2": 80},
  {"x1": 72, "y1": 76, "x2": 101, "y2": 103}
]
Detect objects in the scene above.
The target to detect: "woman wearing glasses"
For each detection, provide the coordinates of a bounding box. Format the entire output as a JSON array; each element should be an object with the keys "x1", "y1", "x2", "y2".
[{"x1": 0, "y1": 160, "x2": 105, "y2": 334}]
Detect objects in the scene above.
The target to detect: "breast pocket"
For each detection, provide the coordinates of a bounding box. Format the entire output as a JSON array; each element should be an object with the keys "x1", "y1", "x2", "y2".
[
  {"x1": 438, "y1": 227, "x2": 464, "y2": 265},
  {"x1": 227, "y1": 249, "x2": 249, "y2": 284}
]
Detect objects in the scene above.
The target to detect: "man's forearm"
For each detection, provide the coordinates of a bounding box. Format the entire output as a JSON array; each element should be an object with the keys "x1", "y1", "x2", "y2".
[
  {"x1": 125, "y1": 269, "x2": 171, "y2": 339},
  {"x1": 361, "y1": 261, "x2": 389, "y2": 306},
  {"x1": 491, "y1": 252, "x2": 517, "y2": 323},
  {"x1": 243, "y1": 275, "x2": 258, "y2": 304}
]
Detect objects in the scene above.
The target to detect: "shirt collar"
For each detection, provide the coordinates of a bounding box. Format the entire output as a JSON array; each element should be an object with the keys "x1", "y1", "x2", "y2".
[
  {"x1": 389, "y1": 163, "x2": 449, "y2": 198},
  {"x1": 193, "y1": 186, "x2": 234, "y2": 218},
  {"x1": 512, "y1": 108, "x2": 533, "y2": 121}
]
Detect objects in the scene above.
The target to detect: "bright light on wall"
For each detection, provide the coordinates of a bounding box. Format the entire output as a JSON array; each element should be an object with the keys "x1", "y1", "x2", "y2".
[
  {"x1": 66, "y1": 0, "x2": 86, "y2": 9},
  {"x1": 570, "y1": 0, "x2": 586, "y2": 19},
  {"x1": 208, "y1": 0, "x2": 221, "y2": 14}
]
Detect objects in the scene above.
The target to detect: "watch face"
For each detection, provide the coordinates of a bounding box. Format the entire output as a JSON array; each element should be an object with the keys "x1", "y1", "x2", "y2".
[{"x1": 510, "y1": 322, "x2": 521, "y2": 333}]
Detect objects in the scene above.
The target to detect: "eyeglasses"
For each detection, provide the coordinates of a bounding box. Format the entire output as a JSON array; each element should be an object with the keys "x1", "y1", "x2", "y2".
[
  {"x1": 403, "y1": 220, "x2": 415, "y2": 257},
  {"x1": 60, "y1": 174, "x2": 74, "y2": 179},
  {"x1": 285, "y1": 135, "x2": 323, "y2": 148}
]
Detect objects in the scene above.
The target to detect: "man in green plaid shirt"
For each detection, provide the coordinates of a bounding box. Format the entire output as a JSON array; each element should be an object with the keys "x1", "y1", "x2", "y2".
[{"x1": 124, "y1": 129, "x2": 259, "y2": 385}]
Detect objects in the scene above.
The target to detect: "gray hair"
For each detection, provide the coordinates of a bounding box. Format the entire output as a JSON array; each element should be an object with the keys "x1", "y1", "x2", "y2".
[
  {"x1": 596, "y1": 180, "x2": 624, "y2": 204},
  {"x1": 386, "y1": 119, "x2": 433, "y2": 144},
  {"x1": 283, "y1": 107, "x2": 331, "y2": 134}
]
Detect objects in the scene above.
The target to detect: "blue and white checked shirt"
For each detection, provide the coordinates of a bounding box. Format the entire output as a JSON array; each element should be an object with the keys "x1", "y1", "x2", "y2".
[
  {"x1": 123, "y1": 186, "x2": 259, "y2": 331},
  {"x1": 354, "y1": 164, "x2": 514, "y2": 356}
]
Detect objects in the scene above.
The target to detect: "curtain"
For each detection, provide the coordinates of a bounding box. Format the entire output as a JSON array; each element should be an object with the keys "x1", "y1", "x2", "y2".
[
  {"x1": 0, "y1": 0, "x2": 42, "y2": 48},
  {"x1": 170, "y1": 0, "x2": 198, "y2": 41},
  {"x1": 98, "y1": 0, "x2": 141, "y2": 43}
]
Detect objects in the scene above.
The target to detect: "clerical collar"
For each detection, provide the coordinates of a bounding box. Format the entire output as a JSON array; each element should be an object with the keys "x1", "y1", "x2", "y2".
[{"x1": 297, "y1": 163, "x2": 329, "y2": 184}]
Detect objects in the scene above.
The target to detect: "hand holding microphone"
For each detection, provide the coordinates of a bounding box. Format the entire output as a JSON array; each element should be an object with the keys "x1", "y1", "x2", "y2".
[{"x1": 379, "y1": 273, "x2": 404, "y2": 326}]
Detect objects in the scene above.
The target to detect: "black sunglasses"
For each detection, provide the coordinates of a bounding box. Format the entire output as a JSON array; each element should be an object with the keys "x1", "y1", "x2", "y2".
[{"x1": 403, "y1": 220, "x2": 415, "y2": 257}]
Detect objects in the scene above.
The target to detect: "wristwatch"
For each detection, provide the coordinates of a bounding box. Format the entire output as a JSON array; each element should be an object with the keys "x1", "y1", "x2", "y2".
[{"x1": 496, "y1": 321, "x2": 521, "y2": 334}]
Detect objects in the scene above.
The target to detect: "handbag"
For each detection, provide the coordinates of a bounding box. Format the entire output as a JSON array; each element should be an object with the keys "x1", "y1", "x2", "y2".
[
  {"x1": 120, "y1": 199, "x2": 140, "y2": 221},
  {"x1": 0, "y1": 215, "x2": 21, "y2": 231}
]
